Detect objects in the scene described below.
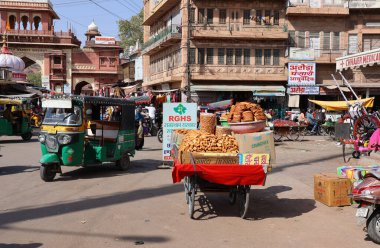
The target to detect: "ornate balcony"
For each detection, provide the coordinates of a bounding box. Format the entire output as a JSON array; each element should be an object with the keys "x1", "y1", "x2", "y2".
[
  {"x1": 144, "y1": 67, "x2": 182, "y2": 86},
  {"x1": 345, "y1": 0, "x2": 380, "y2": 8},
  {"x1": 287, "y1": 0, "x2": 349, "y2": 16},
  {"x1": 142, "y1": 25, "x2": 181, "y2": 55},
  {"x1": 143, "y1": 0, "x2": 180, "y2": 26},
  {"x1": 191, "y1": 24, "x2": 288, "y2": 40},
  {"x1": 189, "y1": 65, "x2": 287, "y2": 81}
]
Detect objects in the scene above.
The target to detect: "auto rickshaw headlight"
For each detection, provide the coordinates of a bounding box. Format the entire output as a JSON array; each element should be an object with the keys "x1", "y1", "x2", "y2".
[
  {"x1": 38, "y1": 134, "x2": 46, "y2": 143},
  {"x1": 58, "y1": 134, "x2": 72, "y2": 145}
]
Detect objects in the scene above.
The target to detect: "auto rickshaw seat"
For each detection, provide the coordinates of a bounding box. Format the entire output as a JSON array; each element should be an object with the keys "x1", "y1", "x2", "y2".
[{"x1": 85, "y1": 120, "x2": 120, "y2": 142}]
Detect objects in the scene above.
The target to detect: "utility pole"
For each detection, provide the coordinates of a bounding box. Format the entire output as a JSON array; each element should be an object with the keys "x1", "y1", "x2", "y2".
[{"x1": 186, "y1": 0, "x2": 191, "y2": 103}]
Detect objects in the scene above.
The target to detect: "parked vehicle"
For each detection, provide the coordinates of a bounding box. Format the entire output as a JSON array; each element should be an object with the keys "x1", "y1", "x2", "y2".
[
  {"x1": 0, "y1": 98, "x2": 33, "y2": 141},
  {"x1": 157, "y1": 127, "x2": 163, "y2": 143},
  {"x1": 352, "y1": 172, "x2": 380, "y2": 244},
  {"x1": 38, "y1": 96, "x2": 136, "y2": 182}
]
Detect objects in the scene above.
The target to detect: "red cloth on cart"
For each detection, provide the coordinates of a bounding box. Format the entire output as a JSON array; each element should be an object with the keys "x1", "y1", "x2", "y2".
[{"x1": 172, "y1": 162, "x2": 267, "y2": 186}]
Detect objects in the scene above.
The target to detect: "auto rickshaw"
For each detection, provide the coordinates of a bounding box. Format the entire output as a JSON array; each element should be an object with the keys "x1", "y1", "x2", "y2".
[
  {"x1": 38, "y1": 95, "x2": 136, "y2": 182},
  {"x1": 0, "y1": 98, "x2": 33, "y2": 141}
]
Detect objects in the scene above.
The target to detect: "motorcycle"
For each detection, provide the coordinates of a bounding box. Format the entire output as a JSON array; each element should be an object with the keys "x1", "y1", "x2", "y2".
[{"x1": 352, "y1": 172, "x2": 380, "y2": 244}]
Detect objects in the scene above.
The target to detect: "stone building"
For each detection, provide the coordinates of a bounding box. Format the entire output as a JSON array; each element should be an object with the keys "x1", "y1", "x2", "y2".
[
  {"x1": 143, "y1": 0, "x2": 380, "y2": 108},
  {"x1": 0, "y1": 0, "x2": 122, "y2": 95}
]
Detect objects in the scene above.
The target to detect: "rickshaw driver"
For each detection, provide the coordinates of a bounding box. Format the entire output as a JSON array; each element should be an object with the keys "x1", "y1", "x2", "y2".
[{"x1": 3, "y1": 104, "x2": 20, "y2": 132}]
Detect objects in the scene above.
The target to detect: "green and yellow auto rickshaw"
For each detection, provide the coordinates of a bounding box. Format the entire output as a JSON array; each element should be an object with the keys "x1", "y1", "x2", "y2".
[
  {"x1": 38, "y1": 95, "x2": 136, "y2": 182},
  {"x1": 0, "y1": 98, "x2": 33, "y2": 141}
]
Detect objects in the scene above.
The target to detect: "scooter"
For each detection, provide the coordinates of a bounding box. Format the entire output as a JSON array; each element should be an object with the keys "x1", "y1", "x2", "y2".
[{"x1": 352, "y1": 172, "x2": 380, "y2": 244}]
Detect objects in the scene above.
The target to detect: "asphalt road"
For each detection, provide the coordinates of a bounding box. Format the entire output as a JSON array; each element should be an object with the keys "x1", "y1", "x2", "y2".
[{"x1": 0, "y1": 135, "x2": 379, "y2": 248}]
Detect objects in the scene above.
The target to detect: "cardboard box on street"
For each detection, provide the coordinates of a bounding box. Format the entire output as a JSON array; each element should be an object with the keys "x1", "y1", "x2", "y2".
[
  {"x1": 233, "y1": 131, "x2": 276, "y2": 164},
  {"x1": 314, "y1": 173, "x2": 352, "y2": 207}
]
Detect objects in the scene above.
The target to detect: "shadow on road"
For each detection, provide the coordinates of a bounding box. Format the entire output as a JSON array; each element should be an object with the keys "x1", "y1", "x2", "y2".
[
  {"x1": 0, "y1": 138, "x2": 38, "y2": 144},
  {"x1": 55, "y1": 159, "x2": 163, "y2": 181},
  {"x1": 191, "y1": 186, "x2": 315, "y2": 221},
  {"x1": 0, "y1": 184, "x2": 183, "y2": 227},
  {"x1": 0, "y1": 243, "x2": 42, "y2": 248},
  {"x1": 0, "y1": 166, "x2": 39, "y2": 176}
]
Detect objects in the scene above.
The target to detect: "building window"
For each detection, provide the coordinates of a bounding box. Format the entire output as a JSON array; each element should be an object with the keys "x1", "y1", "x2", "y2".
[
  {"x1": 309, "y1": 32, "x2": 320, "y2": 49},
  {"x1": 244, "y1": 49, "x2": 250, "y2": 65},
  {"x1": 189, "y1": 48, "x2": 196, "y2": 64},
  {"x1": 289, "y1": 31, "x2": 296, "y2": 47},
  {"x1": 264, "y1": 10, "x2": 271, "y2": 25},
  {"x1": 219, "y1": 9, "x2": 226, "y2": 24},
  {"x1": 207, "y1": 48, "x2": 214, "y2": 64},
  {"x1": 243, "y1": 10, "x2": 251, "y2": 25},
  {"x1": 226, "y1": 48, "x2": 233, "y2": 65},
  {"x1": 207, "y1": 9, "x2": 214, "y2": 24},
  {"x1": 348, "y1": 34, "x2": 358, "y2": 54},
  {"x1": 256, "y1": 10, "x2": 262, "y2": 25},
  {"x1": 255, "y1": 49, "x2": 262, "y2": 65},
  {"x1": 264, "y1": 49, "x2": 271, "y2": 65},
  {"x1": 218, "y1": 48, "x2": 225, "y2": 65},
  {"x1": 53, "y1": 56, "x2": 61, "y2": 65},
  {"x1": 273, "y1": 49, "x2": 280, "y2": 65},
  {"x1": 235, "y1": 49, "x2": 242, "y2": 65},
  {"x1": 323, "y1": 32, "x2": 331, "y2": 50},
  {"x1": 190, "y1": 8, "x2": 195, "y2": 23},
  {"x1": 198, "y1": 8, "x2": 205, "y2": 24},
  {"x1": 298, "y1": 31, "x2": 306, "y2": 48},
  {"x1": 109, "y1": 57, "x2": 116, "y2": 67},
  {"x1": 100, "y1": 57, "x2": 107, "y2": 66},
  {"x1": 332, "y1": 32, "x2": 340, "y2": 50},
  {"x1": 198, "y1": 48, "x2": 205, "y2": 64},
  {"x1": 363, "y1": 34, "x2": 380, "y2": 51},
  {"x1": 273, "y1": 11, "x2": 279, "y2": 25}
]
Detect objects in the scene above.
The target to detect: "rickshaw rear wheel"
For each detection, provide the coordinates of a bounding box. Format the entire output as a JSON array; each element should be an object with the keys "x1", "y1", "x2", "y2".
[
  {"x1": 21, "y1": 132, "x2": 33, "y2": 141},
  {"x1": 117, "y1": 152, "x2": 130, "y2": 171},
  {"x1": 40, "y1": 164, "x2": 56, "y2": 182}
]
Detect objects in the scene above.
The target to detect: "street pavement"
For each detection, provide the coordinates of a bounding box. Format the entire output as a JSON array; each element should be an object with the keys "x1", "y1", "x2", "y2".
[{"x1": 0, "y1": 135, "x2": 379, "y2": 248}]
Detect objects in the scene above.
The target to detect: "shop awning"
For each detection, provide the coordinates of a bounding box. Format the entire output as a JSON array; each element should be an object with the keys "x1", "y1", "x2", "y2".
[
  {"x1": 308, "y1": 97, "x2": 374, "y2": 111},
  {"x1": 323, "y1": 85, "x2": 351, "y2": 92},
  {"x1": 191, "y1": 85, "x2": 285, "y2": 96},
  {"x1": 252, "y1": 86, "x2": 286, "y2": 97}
]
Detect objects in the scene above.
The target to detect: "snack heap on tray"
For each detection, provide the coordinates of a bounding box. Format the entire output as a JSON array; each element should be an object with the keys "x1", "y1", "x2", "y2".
[
  {"x1": 176, "y1": 130, "x2": 239, "y2": 153},
  {"x1": 221, "y1": 102, "x2": 267, "y2": 123}
]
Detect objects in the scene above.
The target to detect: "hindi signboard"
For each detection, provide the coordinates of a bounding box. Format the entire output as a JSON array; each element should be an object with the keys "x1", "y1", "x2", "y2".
[
  {"x1": 94, "y1": 36, "x2": 116, "y2": 45},
  {"x1": 288, "y1": 62, "x2": 316, "y2": 86},
  {"x1": 287, "y1": 86, "x2": 320, "y2": 95},
  {"x1": 162, "y1": 103, "x2": 197, "y2": 161}
]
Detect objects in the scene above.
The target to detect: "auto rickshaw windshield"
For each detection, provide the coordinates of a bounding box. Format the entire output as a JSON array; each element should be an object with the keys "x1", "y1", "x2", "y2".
[{"x1": 43, "y1": 106, "x2": 82, "y2": 126}]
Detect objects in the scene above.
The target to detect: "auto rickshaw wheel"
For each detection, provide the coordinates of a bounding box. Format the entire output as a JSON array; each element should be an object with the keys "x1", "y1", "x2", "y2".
[
  {"x1": 21, "y1": 132, "x2": 33, "y2": 141},
  {"x1": 40, "y1": 164, "x2": 56, "y2": 182},
  {"x1": 117, "y1": 153, "x2": 130, "y2": 171}
]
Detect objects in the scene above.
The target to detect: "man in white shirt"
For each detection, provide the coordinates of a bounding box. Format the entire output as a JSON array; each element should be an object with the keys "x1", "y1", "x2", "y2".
[{"x1": 145, "y1": 104, "x2": 156, "y2": 123}]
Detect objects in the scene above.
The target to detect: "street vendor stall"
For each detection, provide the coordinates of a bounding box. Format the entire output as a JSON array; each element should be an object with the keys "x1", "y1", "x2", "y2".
[{"x1": 170, "y1": 101, "x2": 275, "y2": 219}]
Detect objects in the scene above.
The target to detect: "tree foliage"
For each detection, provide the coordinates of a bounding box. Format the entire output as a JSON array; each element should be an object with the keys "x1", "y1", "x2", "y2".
[
  {"x1": 27, "y1": 72, "x2": 42, "y2": 86},
  {"x1": 118, "y1": 9, "x2": 143, "y2": 48}
]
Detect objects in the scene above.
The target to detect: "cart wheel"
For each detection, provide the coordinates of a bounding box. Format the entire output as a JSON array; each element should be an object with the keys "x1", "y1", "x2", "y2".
[
  {"x1": 237, "y1": 186, "x2": 250, "y2": 219},
  {"x1": 352, "y1": 150, "x2": 361, "y2": 159},
  {"x1": 342, "y1": 143, "x2": 353, "y2": 163},
  {"x1": 287, "y1": 127, "x2": 300, "y2": 141},
  {"x1": 229, "y1": 187, "x2": 237, "y2": 205},
  {"x1": 188, "y1": 176, "x2": 196, "y2": 219},
  {"x1": 184, "y1": 176, "x2": 190, "y2": 204},
  {"x1": 274, "y1": 130, "x2": 282, "y2": 142}
]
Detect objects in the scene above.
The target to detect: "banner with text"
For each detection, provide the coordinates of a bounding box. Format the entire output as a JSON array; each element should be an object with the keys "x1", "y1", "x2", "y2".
[
  {"x1": 162, "y1": 103, "x2": 197, "y2": 161},
  {"x1": 287, "y1": 86, "x2": 320, "y2": 95},
  {"x1": 288, "y1": 62, "x2": 316, "y2": 86}
]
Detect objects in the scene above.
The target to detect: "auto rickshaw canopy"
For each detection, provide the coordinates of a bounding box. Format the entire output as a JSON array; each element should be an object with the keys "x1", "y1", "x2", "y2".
[{"x1": 308, "y1": 97, "x2": 374, "y2": 111}]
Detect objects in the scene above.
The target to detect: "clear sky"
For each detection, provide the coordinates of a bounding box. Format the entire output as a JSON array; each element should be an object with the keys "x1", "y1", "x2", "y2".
[{"x1": 51, "y1": 0, "x2": 143, "y2": 46}]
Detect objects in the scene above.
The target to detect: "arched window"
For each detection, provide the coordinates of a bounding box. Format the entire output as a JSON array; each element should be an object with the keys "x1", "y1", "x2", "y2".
[
  {"x1": 33, "y1": 16, "x2": 41, "y2": 30},
  {"x1": 8, "y1": 15, "x2": 16, "y2": 30},
  {"x1": 21, "y1": 16, "x2": 28, "y2": 30}
]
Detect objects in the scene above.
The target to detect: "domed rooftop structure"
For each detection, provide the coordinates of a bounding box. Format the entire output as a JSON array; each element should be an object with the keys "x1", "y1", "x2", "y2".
[
  {"x1": 0, "y1": 34, "x2": 25, "y2": 73},
  {"x1": 88, "y1": 21, "x2": 99, "y2": 32}
]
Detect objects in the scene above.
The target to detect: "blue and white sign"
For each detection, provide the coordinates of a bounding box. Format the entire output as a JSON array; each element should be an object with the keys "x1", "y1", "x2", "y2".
[{"x1": 162, "y1": 103, "x2": 197, "y2": 161}]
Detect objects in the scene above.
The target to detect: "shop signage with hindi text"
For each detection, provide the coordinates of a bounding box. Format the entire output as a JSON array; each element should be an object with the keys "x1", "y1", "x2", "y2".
[
  {"x1": 162, "y1": 103, "x2": 197, "y2": 161},
  {"x1": 287, "y1": 86, "x2": 320, "y2": 95},
  {"x1": 336, "y1": 48, "x2": 380, "y2": 71},
  {"x1": 288, "y1": 62, "x2": 316, "y2": 86},
  {"x1": 94, "y1": 36, "x2": 116, "y2": 45}
]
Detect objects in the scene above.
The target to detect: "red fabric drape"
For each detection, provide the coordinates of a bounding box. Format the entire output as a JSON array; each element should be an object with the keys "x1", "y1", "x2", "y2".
[{"x1": 172, "y1": 162, "x2": 267, "y2": 186}]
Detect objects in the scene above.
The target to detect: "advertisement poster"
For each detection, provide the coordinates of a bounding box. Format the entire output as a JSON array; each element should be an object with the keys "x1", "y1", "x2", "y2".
[
  {"x1": 289, "y1": 47, "x2": 315, "y2": 61},
  {"x1": 162, "y1": 103, "x2": 197, "y2": 161},
  {"x1": 288, "y1": 62, "x2": 316, "y2": 86},
  {"x1": 94, "y1": 36, "x2": 116, "y2": 45}
]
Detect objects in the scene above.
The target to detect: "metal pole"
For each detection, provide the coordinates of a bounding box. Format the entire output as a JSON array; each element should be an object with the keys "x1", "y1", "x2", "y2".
[
  {"x1": 186, "y1": 0, "x2": 192, "y2": 103},
  {"x1": 338, "y1": 71, "x2": 359, "y2": 100},
  {"x1": 331, "y1": 74, "x2": 349, "y2": 102}
]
